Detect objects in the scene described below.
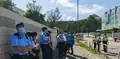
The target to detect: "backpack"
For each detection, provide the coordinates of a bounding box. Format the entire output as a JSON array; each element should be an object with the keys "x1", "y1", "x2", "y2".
[{"x1": 13, "y1": 33, "x2": 28, "y2": 39}]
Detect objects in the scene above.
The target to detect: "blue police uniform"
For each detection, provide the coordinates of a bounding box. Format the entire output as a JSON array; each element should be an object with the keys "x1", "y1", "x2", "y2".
[
  {"x1": 11, "y1": 34, "x2": 32, "y2": 59},
  {"x1": 68, "y1": 34, "x2": 75, "y2": 45},
  {"x1": 66, "y1": 34, "x2": 74, "y2": 54},
  {"x1": 57, "y1": 34, "x2": 66, "y2": 42},
  {"x1": 40, "y1": 32, "x2": 48, "y2": 44},
  {"x1": 57, "y1": 34, "x2": 67, "y2": 58},
  {"x1": 40, "y1": 32, "x2": 52, "y2": 59}
]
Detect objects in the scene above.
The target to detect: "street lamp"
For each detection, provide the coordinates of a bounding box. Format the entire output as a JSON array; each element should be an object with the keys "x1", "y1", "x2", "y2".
[{"x1": 77, "y1": 0, "x2": 79, "y2": 32}]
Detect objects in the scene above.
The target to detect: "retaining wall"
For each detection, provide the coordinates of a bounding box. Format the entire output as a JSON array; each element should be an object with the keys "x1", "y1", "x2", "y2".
[{"x1": 0, "y1": 7, "x2": 57, "y2": 59}]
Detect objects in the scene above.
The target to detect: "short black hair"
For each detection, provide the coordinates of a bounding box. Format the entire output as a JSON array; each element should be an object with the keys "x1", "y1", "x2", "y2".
[
  {"x1": 64, "y1": 30, "x2": 68, "y2": 33},
  {"x1": 42, "y1": 27, "x2": 47, "y2": 32},
  {"x1": 16, "y1": 22, "x2": 24, "y2": 28},
  {"x1": 48, "y1": 31, "x2": 52, "y2": 33},
  {"x1": 32, "y1": 32, "x2": 37, "y2": 37},
  {"x1": 26, "y1": 32, "x2": 32, "y2": 37}
]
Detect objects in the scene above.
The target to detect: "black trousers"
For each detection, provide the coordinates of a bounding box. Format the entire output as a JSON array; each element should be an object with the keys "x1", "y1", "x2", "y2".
[
  {"x1": 68, "y1": 44, "x2": 73, "y2": 54},
  {"x1": 58, "y1": 42, "x2": 66, "y2": 58},
  {"x1": 114, "y1": 38, "x2": 117, "y2": 42},
  {"x1": 41, "y1": 44, "x2": 53, "y2": 59},
  {"x1": 103, "y1": 41, "x2": 108, "y2": 52},
  {"x1": 97, "y1": 41, "x2": 101, "y2": 52},
  {"x1": 94, "y1": 42, "x2": 97, "y2": 49},
  {"x1": 11, "y1": 54, "x2": 32, "y2": 59},
  {"x1": 32, "y1": 55, "x2": 39, "y2": 59}
]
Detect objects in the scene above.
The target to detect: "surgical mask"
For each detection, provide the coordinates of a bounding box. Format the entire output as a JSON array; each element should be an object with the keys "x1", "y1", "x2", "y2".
[
  {"x1": 36, "y1": 36, "x2": 38, "y2": 39},
  {"x1": 18, "y1": 28, "x2": 25, "y2": 34}
]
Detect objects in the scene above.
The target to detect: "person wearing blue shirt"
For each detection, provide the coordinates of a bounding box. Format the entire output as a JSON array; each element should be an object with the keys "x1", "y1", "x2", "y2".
[
  {"x1": 57, "y1": 31, "x2": 67, "y2": 58},
  {"x1": 97, "y1": 34, "x2": 101, "y2": 52},
  {"x1": 11, "y1": 22, "x2": 33, "y2": 59},
  {"x1": 40, "y1": 27, "x2": 52, "y2": 59},
  {"x1": 64, "y1": 31, "x2": 69, "y2": 55},
  {"x1": 67, "y1": 32, "x2": 75, "y2": 54}
]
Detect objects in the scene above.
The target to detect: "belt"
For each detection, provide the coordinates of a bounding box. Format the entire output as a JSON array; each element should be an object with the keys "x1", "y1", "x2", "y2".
[{"x1": 13, "y1": 53, "x2": 29, "y2": 57}]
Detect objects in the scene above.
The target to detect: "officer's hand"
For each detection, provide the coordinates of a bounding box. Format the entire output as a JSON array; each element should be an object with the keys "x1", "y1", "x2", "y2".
[
  {"x1": 31, "y1": 52, "x2": 36, "y2": 56},
  {"x1": 35, "y1": 47, "x2": 40, "y2": 50},
  {"x1": 28, "y1": 46, "x2": 33, "y2": 50},
  {"x1": 23, "y1": 48, "x2": 29, "y2": 52},
  {"x1": 33, "y1": 53, "x2": 36, "y2": 57}
]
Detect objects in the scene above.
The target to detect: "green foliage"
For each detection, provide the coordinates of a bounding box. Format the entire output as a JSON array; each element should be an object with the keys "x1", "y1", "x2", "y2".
[
  {"x1": 0, "y1": 0, "x2": 15, "y2": 10},
  {"x1": 47, "y1": 7, "x2": 62, "y2": 28},
  {"x1": 53, "y1": 14, "x2": 101, "y2": 32},
  {"x1": 24, "y1": 2, "x2": 45, "y2": 24}
]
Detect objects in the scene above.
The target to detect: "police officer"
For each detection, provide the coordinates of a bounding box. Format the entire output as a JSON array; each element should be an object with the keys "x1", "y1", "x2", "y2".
[
  {"x1": 93, "y1": 35, "x2": 97, "y2": 49},
  {"x1": 40, "y1": 27, "x2": 52, "y2": 59},
  {"x1": 11, "y1": 22, "x2": 33, "y2": 59},
  {"x1": 67, "y1": 32, "x2": 75, "y2": 54},
  {"x1": 57, "y1": 31, "x2": 67, "y2": 58},
  {"x1": 46, "y1": 30, "x2": 53, "y2": 59},
  {"x1": 26, "y1": 32, "x2": 37, "y2": 58},
  {"x1": 64, "y1": 31, "x2": 69, "y2": 54},
  {"x1": 97, "y1": 34, "x2": 101, "y2": 52},
  {"x1": 102, "y1": 34, "x2": 108, "y2": 53},
  {"x1": 31, "y1": 32, "x2": 40, "y2": 59}
]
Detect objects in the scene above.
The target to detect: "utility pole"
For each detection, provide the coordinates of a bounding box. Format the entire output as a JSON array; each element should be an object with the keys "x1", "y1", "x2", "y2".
[
  {"x1": 33, "y1": 0, "x2": 36, "y2": 5},
  {"x1": 77, "y1": 0, "x2": 79, "y2": 32}
]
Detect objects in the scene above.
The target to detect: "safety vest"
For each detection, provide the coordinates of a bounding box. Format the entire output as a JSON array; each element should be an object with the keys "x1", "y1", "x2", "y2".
[
  {"x1": 93, "y1": 37, "x2": 97, "y2": 43},
  {"x1": 103, "y1": 36, "x2": 108, "y2": 42}
]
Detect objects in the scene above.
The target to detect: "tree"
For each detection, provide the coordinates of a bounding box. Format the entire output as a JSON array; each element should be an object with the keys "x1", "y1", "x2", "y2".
[
  {"x1": 24, "y1": 1, "x2": 45, "y2": 24},
  {"x1": 0, "y1": 0, "x2": 15, "y2": 10},
  {"x1": 47, "y1": 7, "x2": 62, "y2": 28},
  {"x1": 87, "y1": 14, "x2": 101, "y2": 32}
]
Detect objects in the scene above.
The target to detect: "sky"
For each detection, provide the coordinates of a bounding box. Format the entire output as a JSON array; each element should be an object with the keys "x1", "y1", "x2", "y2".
[{"x1": 12, "y1": 0, "x2": 120, "y2": 21}]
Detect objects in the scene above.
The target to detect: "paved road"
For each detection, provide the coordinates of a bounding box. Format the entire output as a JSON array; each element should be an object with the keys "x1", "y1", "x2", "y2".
[
  {"x1": 53, "y1": 45, "x2": 104, "y2": 59},
  {"x1": 84, "y1": 37, "x2": 120, "y2": 59}
]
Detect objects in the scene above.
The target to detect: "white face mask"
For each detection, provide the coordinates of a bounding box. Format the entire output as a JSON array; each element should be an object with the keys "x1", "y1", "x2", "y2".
[{"x1": 36, "y1": 36, "x2": 38, "y2": 39}]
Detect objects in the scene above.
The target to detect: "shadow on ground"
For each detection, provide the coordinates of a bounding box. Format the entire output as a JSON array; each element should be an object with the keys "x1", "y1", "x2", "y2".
[
  {"x1": 53, "y1": 48, "x2": 88, "y2": 59},
  {"x1": 107, "y1": 52, "x2": 118, "y2": 56},
  {"x1": 66, "y1": 54, "x2": 88, "y2": 59}
]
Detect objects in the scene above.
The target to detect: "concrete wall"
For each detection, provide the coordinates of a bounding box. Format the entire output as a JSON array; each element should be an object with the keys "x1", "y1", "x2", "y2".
[{"x1": 0, "y1": 7, "x2": 57, "y2": 59}]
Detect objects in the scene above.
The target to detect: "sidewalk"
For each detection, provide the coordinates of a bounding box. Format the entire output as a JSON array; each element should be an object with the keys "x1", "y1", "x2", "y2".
[
  {"x1": 84, "y1": 37, "x2": 120, "y2": 59},
  {"x1": 66, "y1": 45, "x2": 104, "y2": 59},
  {"x1": 52, "y1": 45, "x2": 104, "y2": 59}
]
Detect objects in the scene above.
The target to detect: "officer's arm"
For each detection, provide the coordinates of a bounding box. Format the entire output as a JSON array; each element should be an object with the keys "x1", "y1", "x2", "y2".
[
  {"x1": 11, "y1": 36, "x2": 33, "y2": 52},
  {"x1": 40, "y1": 34, "x2": 48, "y2": 42},
  {"x1": 13, "y1": 46, "x2": 32, "y2": 52},
  {"x1": 11, "y1": 36, "x2": 24, "y2": 52},
  {"x1": 13, "y1": 46, "x2": 31, "y2": 52}
]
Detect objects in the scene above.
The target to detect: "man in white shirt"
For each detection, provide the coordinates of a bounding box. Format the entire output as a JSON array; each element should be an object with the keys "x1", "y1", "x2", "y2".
[{"x1": 57, "y1": 31, "x2": 67, "y2": 58}]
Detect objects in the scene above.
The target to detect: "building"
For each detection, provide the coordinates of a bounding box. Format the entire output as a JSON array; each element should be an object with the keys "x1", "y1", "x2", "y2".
[
  {"x1": 101, "y1": 6, "x2": 120, "y2": 38},
  {"x1": 102, "y1": 6, "x2": 120, "y2": 31}
]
